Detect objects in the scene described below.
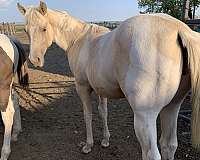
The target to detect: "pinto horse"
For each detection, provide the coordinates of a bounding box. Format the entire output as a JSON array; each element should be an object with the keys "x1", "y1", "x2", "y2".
[
  {"x1": 0, "y1": 34, "x2": 28, "y2": 160},
  {"x1": 18, "y1": 1, "x2": 200, "y2": 160}
]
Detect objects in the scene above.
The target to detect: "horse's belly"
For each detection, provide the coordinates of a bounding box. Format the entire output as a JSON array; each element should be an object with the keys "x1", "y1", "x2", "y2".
[
  {"x1": 87, "y1": 68, "x2": 124, "y2": 98},
  {"x1": 94, "y1": 86, "x2": 125, "y2": 98}
]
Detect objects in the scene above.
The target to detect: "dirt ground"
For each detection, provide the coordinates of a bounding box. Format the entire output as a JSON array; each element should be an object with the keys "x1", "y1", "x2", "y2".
[{"x1": 2, "y1": 32, "x2": 200, "y2": 160}]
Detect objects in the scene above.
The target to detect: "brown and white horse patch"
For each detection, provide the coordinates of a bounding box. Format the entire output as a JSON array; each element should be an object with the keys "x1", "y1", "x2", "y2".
[{"x1": 0, "y1": 47, "x2": 13, "y2": 111}]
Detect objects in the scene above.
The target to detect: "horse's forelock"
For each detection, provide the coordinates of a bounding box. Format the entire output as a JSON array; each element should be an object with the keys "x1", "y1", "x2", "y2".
[{"x1": 25, "y1": 7, "x2": 46, "y2": 25}]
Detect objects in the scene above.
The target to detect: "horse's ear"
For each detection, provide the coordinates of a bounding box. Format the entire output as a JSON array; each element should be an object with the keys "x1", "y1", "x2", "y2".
[
  {"x1": 17, "y1": 3, "x2": 26, "y2": 16},
  {"x1": 39, "y1": 1, "x2": 47, "y2": 16}
]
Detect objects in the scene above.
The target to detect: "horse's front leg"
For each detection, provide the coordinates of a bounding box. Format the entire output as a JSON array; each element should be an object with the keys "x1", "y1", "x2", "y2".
[
  {"x1": 76, "y1": 82, "x2": 93, "y2": 154},
  {"x1": 1, "y1": 93, "x2": 15, "y2": 160},
  {"x1": 98, "y1": 96, "x2": 110, "y2": 147}
]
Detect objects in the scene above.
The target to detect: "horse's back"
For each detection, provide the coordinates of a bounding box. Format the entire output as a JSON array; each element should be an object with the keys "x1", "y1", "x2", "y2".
[{"x1": 0, "y1": 34, "x2": 18, "y2": 67}]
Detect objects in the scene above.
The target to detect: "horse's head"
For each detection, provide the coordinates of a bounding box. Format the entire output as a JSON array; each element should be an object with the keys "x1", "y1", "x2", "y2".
[{"x1": 17, "y1": 1, "x2": 53, "y2": 67}]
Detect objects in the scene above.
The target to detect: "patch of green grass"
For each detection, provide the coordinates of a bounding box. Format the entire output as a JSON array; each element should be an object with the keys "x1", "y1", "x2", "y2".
[{"x1": 15, "y1": 24, "x2": 25, "y2": 33}]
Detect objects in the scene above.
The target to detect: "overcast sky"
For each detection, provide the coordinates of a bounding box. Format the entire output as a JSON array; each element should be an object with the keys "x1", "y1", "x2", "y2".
[{"x1": 0, "y1": 0, "x2": 140, "y2": 23}]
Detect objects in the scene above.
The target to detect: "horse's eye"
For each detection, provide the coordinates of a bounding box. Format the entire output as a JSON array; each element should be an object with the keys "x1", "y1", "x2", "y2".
[{"x1": 43, "y1": 28, "x2": 47, "y2": 32}]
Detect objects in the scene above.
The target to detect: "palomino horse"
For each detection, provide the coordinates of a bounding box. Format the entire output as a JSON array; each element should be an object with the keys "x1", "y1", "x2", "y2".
[
  {"x1": 0, "y1": 34, "x2": 29, "y2": 160},
  {"x1": 18, "y1": 1, "x2": 200, "y2": 160}
]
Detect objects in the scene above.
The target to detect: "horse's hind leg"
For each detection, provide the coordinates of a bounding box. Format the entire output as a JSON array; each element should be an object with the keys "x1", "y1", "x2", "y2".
[
  {"x1": 159, "y1": 75, "x2": 190, "y2": 160},
  {"x1": 159, "y1": 102, "x2": 182, "y2": 160},
  {"x1": 76, "y1": 82, "x2": 93, "y2": 154},
  {"x1": 125, "y1": 85, "x2": 162, "y2": 159},
  {"x1": 98, "y1": 96, "x2": 110, "y2": 147},
  {"x1": 11, "y1": 90, "x2": 22, "y2": 142},
  {"x1": 1, "y1": 93, "x2": 15, "y2": 160},
  {"x1": 133, "y1": 109, "x2": 161, "y2": 160}
]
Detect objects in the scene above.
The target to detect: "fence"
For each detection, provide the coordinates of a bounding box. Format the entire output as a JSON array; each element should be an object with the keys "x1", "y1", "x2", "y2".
[{"x1": 0, "y1": 22, "x2": 16, "y2": 35}]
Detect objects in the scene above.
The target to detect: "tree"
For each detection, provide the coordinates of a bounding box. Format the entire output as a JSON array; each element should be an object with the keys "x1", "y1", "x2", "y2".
[
  {"x1": 191, "y1": 0, "x2": 200, "y2": 19},
  {"x1": 138, "y1": 0, "x2": 200, "y2": 20},
  {"x1": 182, "y1": 0, "x2": 190, "y2": 20}
]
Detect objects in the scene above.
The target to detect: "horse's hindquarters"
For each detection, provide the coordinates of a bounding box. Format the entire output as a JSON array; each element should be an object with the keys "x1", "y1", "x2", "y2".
[
  {"x1": 115, "y1": 41, "x2": 183, "y2": 111},
  {"x1": 113, "y1": 15, "x2": 183, "y2": 111}
]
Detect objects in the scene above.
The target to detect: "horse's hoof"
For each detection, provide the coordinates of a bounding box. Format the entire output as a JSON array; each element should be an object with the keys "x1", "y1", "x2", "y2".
[
  {"x1": 101, "y1": 139, "x2": 109, "y2": 148},
  {"x1": 82, "y1": 144, "x2": 92, "y2": 154}
]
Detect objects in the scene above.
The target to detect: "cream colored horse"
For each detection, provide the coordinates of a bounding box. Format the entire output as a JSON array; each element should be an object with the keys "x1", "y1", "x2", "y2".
[{"x1": 18, "y1": 1, "x2": 200, "y2": 160}]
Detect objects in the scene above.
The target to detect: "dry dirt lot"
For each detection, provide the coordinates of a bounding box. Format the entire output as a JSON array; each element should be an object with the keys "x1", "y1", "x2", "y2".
[{"x1": 2, "y1": 32, "x2": 200, "y2": 160}]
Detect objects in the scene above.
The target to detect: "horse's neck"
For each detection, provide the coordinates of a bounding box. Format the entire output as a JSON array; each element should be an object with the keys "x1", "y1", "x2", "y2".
[
  {"x1": 48, "y1": 10, "x2": 88, "y2": 51},
  {"x1": 47, "y1": 10, "x2": 110, "y2": 74}
]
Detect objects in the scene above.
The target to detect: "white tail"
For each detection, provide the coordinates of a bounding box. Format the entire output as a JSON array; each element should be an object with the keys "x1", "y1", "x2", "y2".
[{"x1": 179, "y1": 29, "x2": 200, "y2": 149}]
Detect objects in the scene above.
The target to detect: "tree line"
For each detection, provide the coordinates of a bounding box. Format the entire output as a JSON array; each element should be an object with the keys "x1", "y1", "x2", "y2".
[{"x1": 138, "y1": 0, "x2": 199, "y2": 20}]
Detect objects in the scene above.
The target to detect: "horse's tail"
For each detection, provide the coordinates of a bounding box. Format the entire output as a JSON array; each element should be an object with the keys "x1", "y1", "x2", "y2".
[
  {"x1": 178, "y1": 29, "x2": 200, "y2": 149},
  {"x1": 12, "y1": 38, "x2": 29, "y2": 88}
]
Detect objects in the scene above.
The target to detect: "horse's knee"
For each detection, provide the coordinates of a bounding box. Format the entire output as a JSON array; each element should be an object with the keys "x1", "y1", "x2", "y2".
[
  {"x1": 97, "y1": 104, "x2": 104, "y2": 117},
  {"x1": 12, "y1": 90, "x2": 19, "y2": 109},
  {"x1": 98, "y1": 97, "x2": 107, "y2": 113},
  {"x1": 2, "y1": 100, "x2": 14, "y2": 127}
]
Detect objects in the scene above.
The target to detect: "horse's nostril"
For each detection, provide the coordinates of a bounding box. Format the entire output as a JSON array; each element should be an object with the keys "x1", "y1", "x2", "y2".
[{"x1": 37, "y1": 57, "x2": 40, "y2": 63}]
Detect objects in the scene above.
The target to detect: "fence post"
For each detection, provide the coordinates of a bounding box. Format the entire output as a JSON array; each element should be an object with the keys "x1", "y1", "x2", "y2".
[
  {"x1": 13, "y1": 23, "x2": 16, "y2": 34},
  {"x1": 6, "y1": 23, "x2": 9, "y2": 35},
  {"x1": 2, "y1": 22, "x2": 4, "y2": 34},
  {"x1": 0, "y1": 24, "x2": 2, "y2": 34},
  {"x1": 0, "y1": 22, "x2": 16, "y2": 35}
]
